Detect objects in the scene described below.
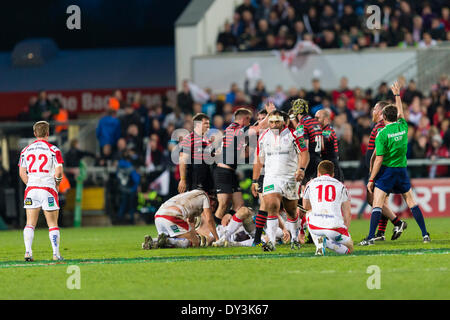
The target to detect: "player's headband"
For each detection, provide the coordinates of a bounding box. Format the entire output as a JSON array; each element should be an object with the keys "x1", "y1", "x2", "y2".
[{"x1": 268, "y1": 115, "x2": 284, "y2": 122}]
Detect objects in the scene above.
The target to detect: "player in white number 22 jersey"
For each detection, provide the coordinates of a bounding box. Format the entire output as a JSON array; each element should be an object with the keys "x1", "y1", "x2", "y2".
[
  {"x1": 18, "y1": 121, "x2": 65, "y2": 262},
  {"x1": 303, "y1": 160, "x2": 354, "y2": 255}
]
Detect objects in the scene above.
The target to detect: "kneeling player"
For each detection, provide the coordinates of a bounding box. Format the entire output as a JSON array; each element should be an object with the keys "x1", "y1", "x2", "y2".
[
  {"x1": 142, "y1": 190, "x2": 219, "y2": 249},
  {"x1": 303, "y1": 160, "x2": 354, "y2": 255}
]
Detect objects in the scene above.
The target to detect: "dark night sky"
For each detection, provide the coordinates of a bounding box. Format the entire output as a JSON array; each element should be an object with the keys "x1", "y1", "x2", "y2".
[{"x1": 0, "y1": 0, "x2": 191, "y2": 51}]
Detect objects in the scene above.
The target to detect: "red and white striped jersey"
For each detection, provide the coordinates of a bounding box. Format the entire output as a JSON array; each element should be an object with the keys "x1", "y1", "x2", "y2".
[
  {"x1": 158, "y1": 189, "x2": 210, "y2": 221},
  {"x1": 18, "y1": 139, "x2": 64, "y2": 189},
  {"x1": 304, "y1": 175, "x2": 349, "y2": 228},
  {"x1": 257, "y1": 126, "x2": 307, "y2": 179}
]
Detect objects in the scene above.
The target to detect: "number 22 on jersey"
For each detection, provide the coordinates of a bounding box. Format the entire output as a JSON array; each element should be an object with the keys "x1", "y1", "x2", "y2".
[{"x1": 27, "y1": 154, "x2": 49, "y2": 173}]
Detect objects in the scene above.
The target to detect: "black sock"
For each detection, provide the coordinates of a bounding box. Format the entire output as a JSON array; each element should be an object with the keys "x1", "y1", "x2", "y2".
[
  {"x1": 254, "y1": 210, "x2": 268, "y2": 244},
  {"x1": 214, "y1": 215, "x2": 222, "y2": 226},
  {"x1": 391, "y1": 216, "x2": 401, "y2": 226}
]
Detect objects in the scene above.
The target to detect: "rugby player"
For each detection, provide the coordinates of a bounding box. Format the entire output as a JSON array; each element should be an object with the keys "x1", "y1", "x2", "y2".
[
  {"x1": 214, "y1": 105, "x2": 275, "y2": 226},
  {"x1": 290, "y1": 98, "x2": 324, "y2": 184},
  {"x1": 18, "y1": 121, "x2": 65, "y2": 261},
  {"x1": 178, "y1": 113, "x2": 214, "y2": 194},
  {"x1": 363, "y1": 81, "x2": 430, "y2": 245},
  {"x1": 304, "y1": 160, "x2": 354, "y2": 255},
  {"x1": 250, "y1": 109, "x2": 270, "y2": 245},
  {"x1": 253, "y1": 110, "x2": 310, "y2": 251},
  {"x1": 142, "y1": 190, "x2": 219, "y2": 249},
  {"x1": 314, "y1": 109, "x2": 344, "y2": 182}
]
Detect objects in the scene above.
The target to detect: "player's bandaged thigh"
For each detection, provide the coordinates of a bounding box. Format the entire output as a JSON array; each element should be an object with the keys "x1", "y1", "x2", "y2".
[{"x1": 263, "y1": 176, "x2": 299, "y2": 200}]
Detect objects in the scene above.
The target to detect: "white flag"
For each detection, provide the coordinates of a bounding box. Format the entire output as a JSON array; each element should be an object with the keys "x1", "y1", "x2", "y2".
[
  {"x1": 188, "y1": 82, "x2": 210, "y2": 104},
  {"x1": 149, "y1": 169, "x2": 170, "y2": 196},
  {"x1": 246, "y1": 63, "x2": 262, "y2": 80}
]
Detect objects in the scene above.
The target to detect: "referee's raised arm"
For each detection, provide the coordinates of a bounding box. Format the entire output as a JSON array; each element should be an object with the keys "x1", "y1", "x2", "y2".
[{"x1": 391, "y1": 81, "x2": 404, "y2": 119}]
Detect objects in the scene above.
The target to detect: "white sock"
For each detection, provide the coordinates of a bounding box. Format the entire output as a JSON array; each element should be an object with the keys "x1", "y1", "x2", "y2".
[
  {"x1": 308, "y1": 229, "x2": 321, "y2": 247},
  {"x1": 275, "y1": 227, "x2": 284, "y2": 242},
  {"x1": 326, "y1": 240, "x2": 349, "y2": 255},
  {"x1": 49, "y1": 227, "x2": 61, "y2": 256},
  {"x1": 24, "y1": 225, "x2": 35, "y2": 255},
  {"x1": 225, "y1": 215, "x2": 243, "y2": 240},
  {"x1": 167, "y1": 238, "x2": 190, "y2": 248},
  {"x1": 286, "y1": 214, "x2": 299, "y2": 243},
  {"x1": 266, "y1": 216, "x2": 279, "y2": 244}
]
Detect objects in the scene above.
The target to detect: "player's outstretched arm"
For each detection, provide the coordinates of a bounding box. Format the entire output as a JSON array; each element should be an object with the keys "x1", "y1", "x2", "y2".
[
  {"x1": 296, "y1": 150, "x2": 309, "y2": 182},
  {"x1": 252, "y1": 102, "x2": 276, "y2": 131},
  {"x1": 202, "y1": 208, "x2": 219, "y2": 241},
  {"x1": 391, "y1": 81, "x2": 404, "y2": 119},
  {"x1": 252, "y1": 154, "x2": 264, "y2": 198},
  {"x1": 178, "y1": 152, "x2": 189, "y2": 193}
]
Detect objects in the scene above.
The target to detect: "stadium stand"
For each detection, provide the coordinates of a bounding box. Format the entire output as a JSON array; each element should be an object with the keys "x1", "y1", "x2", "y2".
[{"x1": 215, "y1": 0, "x2": 450, "y2": 52}]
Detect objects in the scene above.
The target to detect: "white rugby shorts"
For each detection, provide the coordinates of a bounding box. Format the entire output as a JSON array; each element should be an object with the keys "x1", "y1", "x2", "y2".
[
  {"x1": 155, "y1": 209, "x2": 191, "y2": 237},
  {"x1": 24, "y1": 186, "x2": 60, "y2": 211},
  {"x1": 262, "y1": 176, "x2": 299, "y2": 200}
]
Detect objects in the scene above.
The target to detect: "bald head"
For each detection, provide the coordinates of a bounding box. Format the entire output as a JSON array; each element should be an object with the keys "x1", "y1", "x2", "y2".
[{"x1": 315, "y1": 109, "x2": 331, "y2": 128}]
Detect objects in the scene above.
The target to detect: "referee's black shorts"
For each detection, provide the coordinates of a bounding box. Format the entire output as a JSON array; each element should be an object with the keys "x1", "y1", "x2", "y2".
[{"x1": 214, "y1": 166, "x2": 242, "y2": 194}]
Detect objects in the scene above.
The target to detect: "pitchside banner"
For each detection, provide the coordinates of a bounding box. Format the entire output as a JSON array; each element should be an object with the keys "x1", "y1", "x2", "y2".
[
  {"x1": 0, "y1": 87, "x2": 176, "y2": 119},
  {"x1": 346, "y1": 179, "x2": 450, "y2": 218}
]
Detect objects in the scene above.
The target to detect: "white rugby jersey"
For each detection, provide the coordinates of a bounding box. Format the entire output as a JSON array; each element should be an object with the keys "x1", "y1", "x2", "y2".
[
  {"x1": 304, "y1": 175, "x2": 349, "y2": 228},
  {"x1": 257, "y1": 127, "x2": 307, "y2": 178},
  {"x1": 158, "y1": 189, "x2": 210, "y2": 220},
  {"x1": 18, "y1": 139, "x2": 64, "y2": 189}
]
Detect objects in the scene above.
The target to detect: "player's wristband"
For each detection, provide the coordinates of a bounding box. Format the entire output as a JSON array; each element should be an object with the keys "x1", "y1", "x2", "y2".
[
  {"x1": 394, "y1": 94, "x2": 400, "y2": 97},
  {"x1": 252, "y1": 179, "x2": 258, "y2": 184},
  {"x1": 55, "y1": 176, "x2": 62, "y2": 182},
  {"x1": 369, "y1": 179, "x2": 374, "y2": 183},
  {"x1": 300, "y1": 168, "x2": 306, "y2": 172}
]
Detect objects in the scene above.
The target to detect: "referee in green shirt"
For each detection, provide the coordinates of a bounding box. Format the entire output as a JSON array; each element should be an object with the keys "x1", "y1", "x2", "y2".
[{"x1": 363, "y1": 81, "x2": 430, "y2": 245}]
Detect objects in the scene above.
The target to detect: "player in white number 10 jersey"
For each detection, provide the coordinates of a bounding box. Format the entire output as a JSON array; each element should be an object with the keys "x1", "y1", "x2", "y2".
[
  {"x1": 303, "y1": 160, "x2": 353, "y2": 255},
  {"x1": 18, "y1": 121, "x2": 65, "y2": 262}
]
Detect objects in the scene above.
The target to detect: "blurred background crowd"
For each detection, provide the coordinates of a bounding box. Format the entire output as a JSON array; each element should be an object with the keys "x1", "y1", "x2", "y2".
[{"x1": 216, "y1": 0, "x2": 450, "y2": 52}]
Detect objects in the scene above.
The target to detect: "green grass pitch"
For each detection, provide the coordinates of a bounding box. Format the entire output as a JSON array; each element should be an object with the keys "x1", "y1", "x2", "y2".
[{"x1": 0, "y1": 217, "x2": 449, "y2": 300}]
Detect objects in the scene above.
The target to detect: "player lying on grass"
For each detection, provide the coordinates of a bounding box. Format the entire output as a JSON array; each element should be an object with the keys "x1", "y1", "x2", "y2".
[
  {"x1": 303, "y1": 160, "x2": 354, "y2": 255},
  {"x1": 142, "y1": 190, "x2": 219, "y2": 249},
  {"x1": 207, "y1": 207, "x2": 291, "y2": 247}
]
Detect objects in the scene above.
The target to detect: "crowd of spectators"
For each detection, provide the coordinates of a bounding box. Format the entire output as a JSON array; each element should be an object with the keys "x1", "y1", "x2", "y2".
[{"x1": 216, "y1": 0, "x2": 450, "y2": 53}]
